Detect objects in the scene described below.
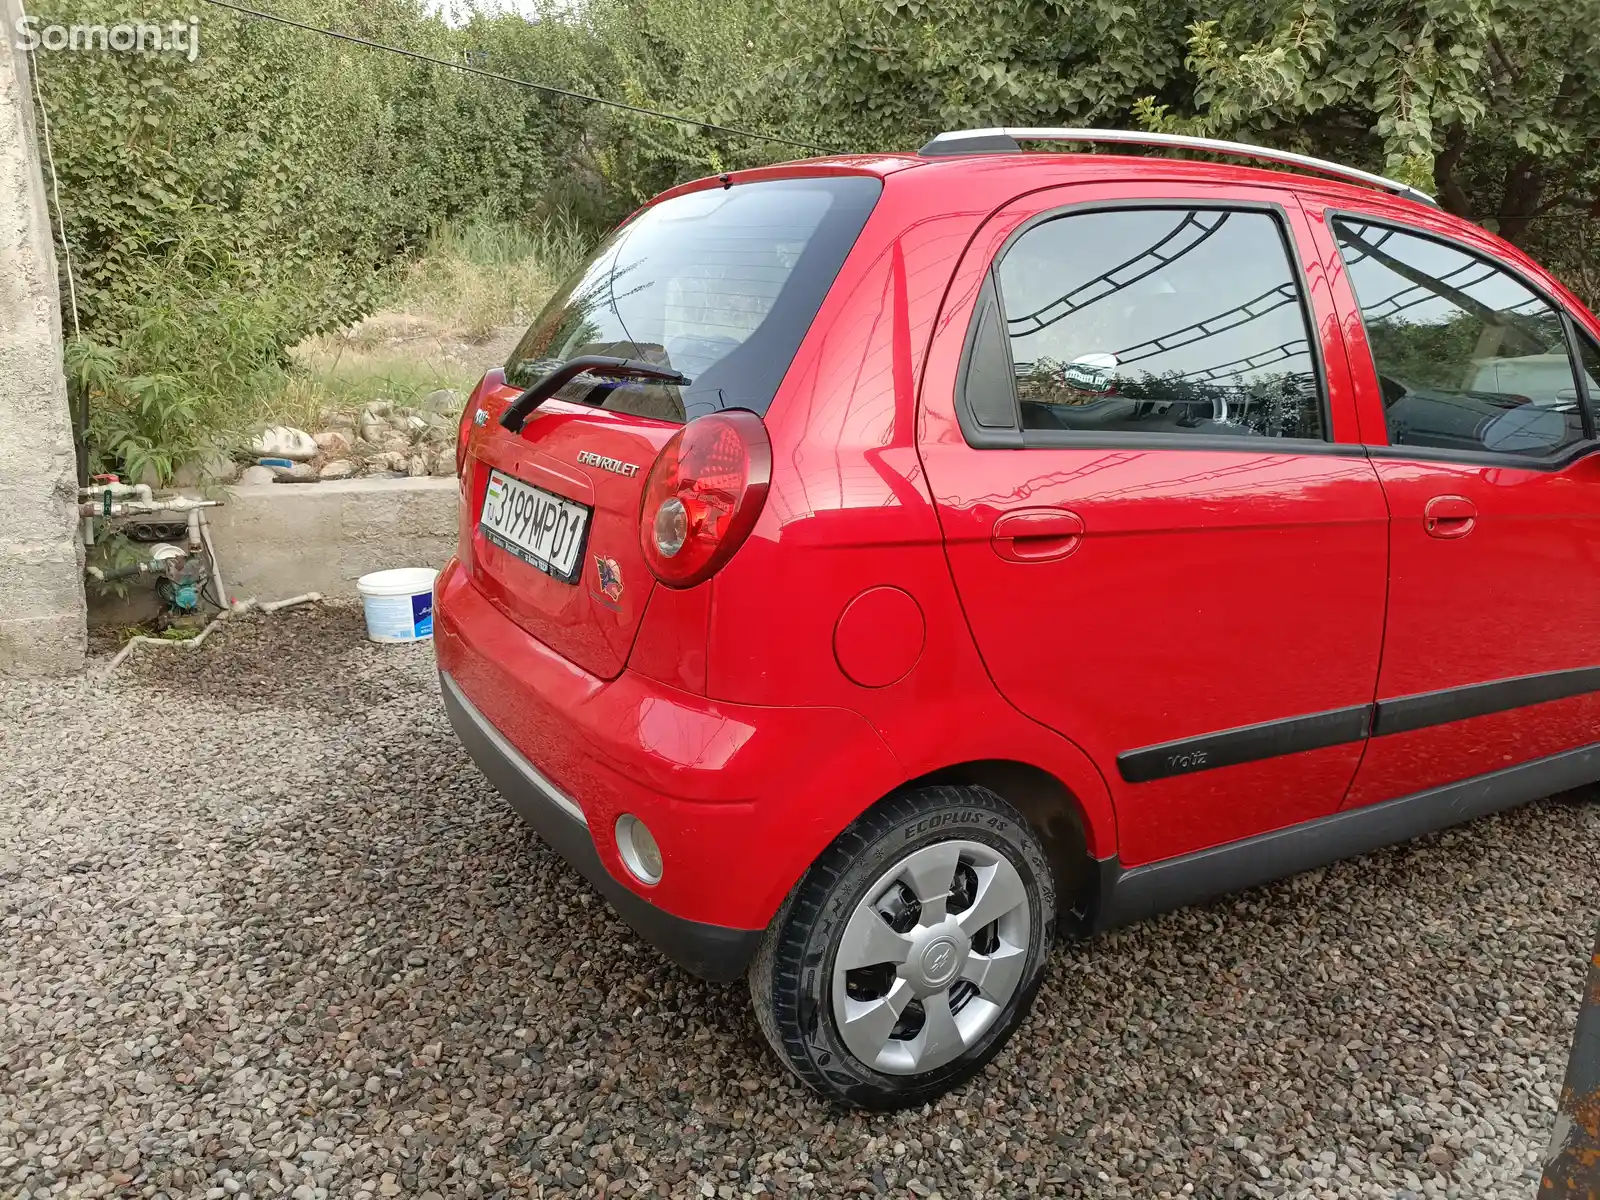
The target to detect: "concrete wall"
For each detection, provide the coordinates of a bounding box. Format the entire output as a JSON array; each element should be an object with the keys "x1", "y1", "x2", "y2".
[
  {"x1": 86, "y1": 479, "x2": 462, "y2": 628},
  {"x1": 207, "y1": 478, "x2": 459, "y2": 604},
  {"x1": 0, "y1": 1, "x2": 85, "y2": 675}
]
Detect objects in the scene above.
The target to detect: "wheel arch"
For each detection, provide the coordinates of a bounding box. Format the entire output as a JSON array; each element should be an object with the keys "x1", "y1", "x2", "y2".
[
  {"x1": 896, "y1": 759, "x2": 1107, "y2": 933},
  {"x1": 748, "y1": 711, "x2": 1122, "y2": 937}
]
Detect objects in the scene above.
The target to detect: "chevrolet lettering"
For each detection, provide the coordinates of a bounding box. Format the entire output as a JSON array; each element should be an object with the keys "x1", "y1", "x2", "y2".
[{"x1": 576, "y1": 451, "x2": 640, "y2": 477}]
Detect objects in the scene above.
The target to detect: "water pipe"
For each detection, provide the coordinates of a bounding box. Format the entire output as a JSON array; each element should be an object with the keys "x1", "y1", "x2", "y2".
[
  {"x1": 77, "y1": 497, "x2": 221, "y2": 518},
  {"x1": 84, "y1": 542, "x2": 188, "y2": 584},
  {"x1": 199, "y1": 511, "x2": 229, "y2": 608},
  {"x1": 102, "y1": 593, "x2": 324, "y2": 674},
  {"x1": 78, "y1": 481, "x2": 154, "y2": 503}
]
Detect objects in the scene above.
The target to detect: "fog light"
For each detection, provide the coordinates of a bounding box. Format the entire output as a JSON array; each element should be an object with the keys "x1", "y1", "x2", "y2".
[{"x1": 615, "y1": 814, "x2": 663, "y2": 885}]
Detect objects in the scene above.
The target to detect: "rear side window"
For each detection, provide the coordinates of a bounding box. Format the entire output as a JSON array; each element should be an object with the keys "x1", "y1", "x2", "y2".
[
  {"x1": 1332, "y1": 218, "x2": 1591, "y2": 458},
  {"x1": 988, "y1": 207, "x2": 1324, "y2": 440},
  {"x1": 505, "y1": 176, "x2": 882, "y2": 423}
]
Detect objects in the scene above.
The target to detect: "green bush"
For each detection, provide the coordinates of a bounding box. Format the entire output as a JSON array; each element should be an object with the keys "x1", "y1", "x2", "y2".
[
  {"x1": 64, "y1": 258, "x2": 317, "y2": 482},
  {"x1": 33, "y1": 0, "x2": 600, "y2": 480},
  {"x1": 29, "y1": 0, "x2": 1600, "y2": 485},
  {"x1": 754, "y1": 0, "x2": 1600, "y2": 301}
]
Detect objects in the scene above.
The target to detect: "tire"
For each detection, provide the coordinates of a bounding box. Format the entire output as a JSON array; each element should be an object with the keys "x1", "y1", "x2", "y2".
[{"x1": 748, "y1": 784, "x2": 1056, "y2": 1110}]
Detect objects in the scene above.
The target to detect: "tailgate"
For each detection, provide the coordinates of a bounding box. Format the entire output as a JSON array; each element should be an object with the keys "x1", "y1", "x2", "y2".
[
  {"x1": 461, "y1": 381, "x2": 677, "y2": 680},
  {"x1": 453, "y1": 172, "x2": 884, "y2": 679}
]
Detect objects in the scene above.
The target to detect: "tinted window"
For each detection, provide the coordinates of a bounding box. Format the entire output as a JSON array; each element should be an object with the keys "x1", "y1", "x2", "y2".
[
  {"x1": 995, "y1": 208, "x2": 1323, "y2": 439},
  {"x1": 1333, "y1": 219, "x2": 1589, "y2": 458},
  {"x1": 505, "y1": 176, "x2": 881, "y2": 422}
]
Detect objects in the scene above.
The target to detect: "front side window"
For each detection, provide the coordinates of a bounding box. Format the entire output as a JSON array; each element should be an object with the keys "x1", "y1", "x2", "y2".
[
  {"x1": 993, "y1": 208, "x2": 1324, "y2": 440},
  {"x1": 1332, "y1": 218, "x2": 1591, "y2": 458}
]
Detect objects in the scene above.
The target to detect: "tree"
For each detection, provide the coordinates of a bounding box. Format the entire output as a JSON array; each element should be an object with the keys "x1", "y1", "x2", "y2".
[
  {"x1": 760, "y1": 0, "x2": 1600, "y2": 295},
  {"x1": 1140, "y1": 3, "x2": 1600, "y2": 250}
]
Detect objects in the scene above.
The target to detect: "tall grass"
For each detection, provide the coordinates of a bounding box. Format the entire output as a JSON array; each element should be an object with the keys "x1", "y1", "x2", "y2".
[
  {"x1": 75, "y1": 216, "x2": 601, "y2": 481},
  {"x1": 271, "y1": 360, "x2": 480, "y2": 432},
  {"x1": 389, "y1": 215, "x2": 595, "y2": 344},
  {"x1": 272, "y1": 215, "x2": 600, "y2": 429}
]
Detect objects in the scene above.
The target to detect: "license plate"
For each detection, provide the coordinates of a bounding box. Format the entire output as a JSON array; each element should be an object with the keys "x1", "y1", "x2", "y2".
[{"x1": 480, "y1": 470, "x2": 590, "y2": 583}]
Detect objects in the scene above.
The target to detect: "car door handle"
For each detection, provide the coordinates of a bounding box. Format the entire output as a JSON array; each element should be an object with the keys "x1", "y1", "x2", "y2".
[
  {"x1": 1424, "y1": 495, "x2": 1477, "y2": 539},
  {"x1": 991, "y1": 508, "x2": 1084, "y2": 562}
]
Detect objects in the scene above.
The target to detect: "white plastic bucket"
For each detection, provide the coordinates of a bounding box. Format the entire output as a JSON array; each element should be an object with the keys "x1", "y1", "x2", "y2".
[{"x1": 357, "y1": 567, "x2": 439, "y2": 643}]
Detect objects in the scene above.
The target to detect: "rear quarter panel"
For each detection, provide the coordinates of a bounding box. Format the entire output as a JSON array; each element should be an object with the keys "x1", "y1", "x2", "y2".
[{"x1": 704, "y1": 170, "x2": 1119, "y2": 857}]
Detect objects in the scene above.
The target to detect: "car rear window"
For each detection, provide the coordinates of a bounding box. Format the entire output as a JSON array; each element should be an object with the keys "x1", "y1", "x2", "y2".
[{"x1": 504, "y1": 175, "x2": 883, "y2": 423}]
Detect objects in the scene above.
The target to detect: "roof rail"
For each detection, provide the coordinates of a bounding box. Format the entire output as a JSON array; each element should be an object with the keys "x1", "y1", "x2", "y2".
[{"x1": 917, "y1": 127, "x2": 1439, "y2": 209}]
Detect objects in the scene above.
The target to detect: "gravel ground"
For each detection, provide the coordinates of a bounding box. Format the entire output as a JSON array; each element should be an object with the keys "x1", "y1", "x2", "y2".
[{"x1": 2, "y1": 604, "x2": 1597, "y2": 1200}]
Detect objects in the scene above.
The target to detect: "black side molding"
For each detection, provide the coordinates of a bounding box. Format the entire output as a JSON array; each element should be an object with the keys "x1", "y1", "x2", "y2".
[
  {"x1": 1117, "y1": 704, "x2": 1371, "y2": 783},
  {"x1": 1374, "y1": 665, "x2": 1600, "y2": 736},
  {"x1": 1093, "y1": 739, "x2": 1600, "y2": 931},
  {"x1": 1118, "y1": 663, "x2": 1600, "y2": 783}
]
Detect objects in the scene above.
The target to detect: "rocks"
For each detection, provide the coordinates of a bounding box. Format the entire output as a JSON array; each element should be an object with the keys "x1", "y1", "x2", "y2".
[
  {"x1": 175, "y1": 449, "x2": 238, "y2": 487},
  {"x1": 413, "y1": 414, "x2": 453, "y2": 445},
  {"x1": 250, "y1": 425, "x2": 318, "y2": 462},
  {"x1": 316, "y1": 397, "x2": 457, "y2": 467},
  {"x1": 118, "y1": 406, "x2": 472, "y2": 494},
  {"x1": 313, "y1": 430, "x2": 352, "y2": 456},
  {"x1": 318, "y1": 459, "x2": 357, "y2": 480},
  {"x1": 1, "y1": 604, "x2": 1596, "y2": 1199},
  {"x1": 394, "y1": 412, "x2": 451, "y2": 444},
  {"x1": 223, "y1": 402, "x2": 463, "y2": 488}
]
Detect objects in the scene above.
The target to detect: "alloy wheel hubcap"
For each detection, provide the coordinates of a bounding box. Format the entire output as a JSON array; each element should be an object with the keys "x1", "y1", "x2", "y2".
[{"x1": 830, "y1": 839, "x2": 1031, "y2": 1076}]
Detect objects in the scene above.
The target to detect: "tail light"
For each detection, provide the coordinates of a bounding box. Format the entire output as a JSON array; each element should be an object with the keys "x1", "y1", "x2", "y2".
[
  {"x1": 458, "y1": 368, "x2": 505, "y2": 479},
  {"x1": 639, "y1": 410, "x2": 771, "y2": 589}
]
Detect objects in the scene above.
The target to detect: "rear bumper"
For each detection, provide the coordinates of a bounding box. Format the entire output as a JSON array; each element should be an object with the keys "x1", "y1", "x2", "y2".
[
  {"x1": 439, "y1": 671, "x2": 761, "y2": 980},
  {"x1": 432, "y1": 558, "x2": 906, "y2": 980}
]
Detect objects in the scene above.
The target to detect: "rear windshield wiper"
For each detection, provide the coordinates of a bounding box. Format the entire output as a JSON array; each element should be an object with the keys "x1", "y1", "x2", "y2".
[{"x1": 500, "y1": 355, "x2": 692, "y2": 433}]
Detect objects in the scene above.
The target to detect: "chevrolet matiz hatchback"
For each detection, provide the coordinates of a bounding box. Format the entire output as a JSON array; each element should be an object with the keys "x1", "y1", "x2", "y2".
[{"x1": 436, "y1": 127, "x2": 1600, "y2": 1109}]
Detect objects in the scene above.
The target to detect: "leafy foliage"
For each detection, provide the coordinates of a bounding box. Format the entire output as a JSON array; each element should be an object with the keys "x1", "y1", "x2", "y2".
[
  {"x1": 764, "y1": 0, "x2": 1195, "y2": 151},
  {"x1": 32, "y1": 0, "x2": 597, "y2": 479},
  {"x1": 27, "y1": 0, "x2": 1600, "y2": 481},
  {"x1": 758, "y1": 0, "x2": 1600, "y2": 290}
]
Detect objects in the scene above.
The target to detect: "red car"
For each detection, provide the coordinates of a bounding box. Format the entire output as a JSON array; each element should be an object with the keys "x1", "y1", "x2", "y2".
[{"x1": 436, "y1": 128, "x2": 1600, "y2": 1109}]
